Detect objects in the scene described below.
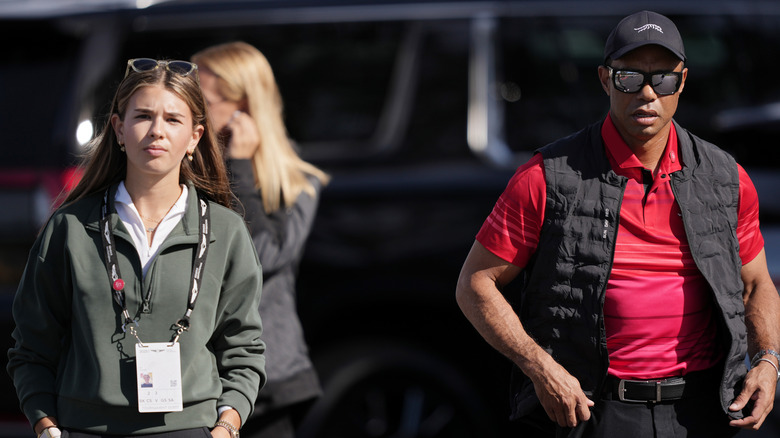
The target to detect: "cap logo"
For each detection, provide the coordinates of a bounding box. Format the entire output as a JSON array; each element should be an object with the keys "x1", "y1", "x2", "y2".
[{"x1": 634, "y1": 24, "x2": 663, "y2": 33}]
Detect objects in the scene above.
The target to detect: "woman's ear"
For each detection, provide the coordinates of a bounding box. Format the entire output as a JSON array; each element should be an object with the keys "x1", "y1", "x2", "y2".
[
  {"x1": 188, "y1": 124, "x2": 205, "y2": 155},
  {"x1": 111, "y1": 114, "x2": 124, "y2": 145}
]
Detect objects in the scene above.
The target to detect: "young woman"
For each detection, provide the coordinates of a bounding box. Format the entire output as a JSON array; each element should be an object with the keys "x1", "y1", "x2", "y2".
[
  {"x1": 192, "y1": 42, "x2": 329, "y2": 438},
  {"x1": 7, "y1": 58, "x2": 266, "y2": 438}
]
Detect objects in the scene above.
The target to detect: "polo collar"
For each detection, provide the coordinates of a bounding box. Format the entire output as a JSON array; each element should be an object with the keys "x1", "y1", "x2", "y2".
[{"x1": 601, "y1": 113, "x2": 683, "y2": 176}]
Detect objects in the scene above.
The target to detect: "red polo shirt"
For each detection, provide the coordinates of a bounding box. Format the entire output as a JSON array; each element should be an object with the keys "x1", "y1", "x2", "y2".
[{"x1": 477, "y1": 115, "x2": 764, "y2": 379}]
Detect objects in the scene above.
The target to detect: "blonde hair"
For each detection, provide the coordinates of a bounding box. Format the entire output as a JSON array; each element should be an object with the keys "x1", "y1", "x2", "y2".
[
  {"x1": 64, "y1": 63, "x2": 232, "y2": 208},
  {"x1": 192, "y1": 41, "x2": 329, "y2": 213}
]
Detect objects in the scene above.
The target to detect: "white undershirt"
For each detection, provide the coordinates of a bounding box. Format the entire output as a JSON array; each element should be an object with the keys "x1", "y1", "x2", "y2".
[{"x1": 115, "y1": 182, "x2": 188, "y2": 278}]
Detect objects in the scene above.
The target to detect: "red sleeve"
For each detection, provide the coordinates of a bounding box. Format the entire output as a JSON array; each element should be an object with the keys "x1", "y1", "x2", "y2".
[
  {"x1": 476, "y1": 154, "x2": 546, "y2": 268},
  {"x1": 737, "y1": 164, "x2": 765, "y2": 265}
]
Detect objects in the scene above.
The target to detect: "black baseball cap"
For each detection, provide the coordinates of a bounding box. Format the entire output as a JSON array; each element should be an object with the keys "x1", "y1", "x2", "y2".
[{"x1": 603, "y1": 10, "x2": 686, "y2": 64}]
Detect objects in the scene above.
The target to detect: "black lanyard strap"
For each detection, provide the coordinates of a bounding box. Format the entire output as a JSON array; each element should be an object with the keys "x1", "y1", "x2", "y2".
[
  {"x1": 173, "y1": 197, "x2": 211, "y2": 342},
  {"x1": 99, "y1": 187, "x2": 210, "y2": 342},
  {"x1": 100, "y1": 190, "x2": 135, "y2": 331}
]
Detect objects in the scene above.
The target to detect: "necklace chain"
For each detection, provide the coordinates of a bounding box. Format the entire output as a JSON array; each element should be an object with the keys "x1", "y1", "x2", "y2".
[
  {"x1": 139, "y1": 198, "x2": 179, "y2": 234},
  {"x1": 140, "y1": 214, "x2": 162, "y2": 232}
]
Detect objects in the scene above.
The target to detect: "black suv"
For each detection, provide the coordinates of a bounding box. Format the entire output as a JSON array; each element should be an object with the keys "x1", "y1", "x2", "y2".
[{"x1": 2, "y1": 1, "x2": 780, "y2": 437}]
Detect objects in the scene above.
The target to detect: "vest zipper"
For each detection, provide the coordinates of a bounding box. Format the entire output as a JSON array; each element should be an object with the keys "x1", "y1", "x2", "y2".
[{"x1": 596, "y1": 179, "x2": 626, "y2": 399}]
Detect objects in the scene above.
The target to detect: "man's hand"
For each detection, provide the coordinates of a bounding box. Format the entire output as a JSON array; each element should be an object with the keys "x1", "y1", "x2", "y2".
[
  {"x1": 530, "y1": 359, "x2": 595, "y2": 428},
  {"x1": 734, "y1": 250, "x2": 780, "y2": 430},
  {"x1": 729, "y1": 360, "x2": 778, "y2": 430}
]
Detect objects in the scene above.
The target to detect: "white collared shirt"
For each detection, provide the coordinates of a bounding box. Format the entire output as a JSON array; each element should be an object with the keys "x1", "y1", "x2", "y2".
[{"x1": 115, "y1": 182, "x2": 188, "y2": 278}]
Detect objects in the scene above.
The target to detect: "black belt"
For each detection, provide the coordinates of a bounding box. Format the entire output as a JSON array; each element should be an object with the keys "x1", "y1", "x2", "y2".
[{"x1": 603, "y1": 368, "x2": 719, "y2": 403}]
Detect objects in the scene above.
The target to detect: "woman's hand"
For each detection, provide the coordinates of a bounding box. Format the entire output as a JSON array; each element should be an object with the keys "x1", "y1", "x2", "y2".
[
  {"x1": 211, "y1": 425, "x2": 232, "y2": 438},
  {"x1": 210, "y1": 408, "x2": 242, "y2": 438},
  {"x1": 34, "y1": 417, "x2": 60, "y2": 436},
  {"x1": 225, "y1": 111, "x2": 260, "y2": 159}
]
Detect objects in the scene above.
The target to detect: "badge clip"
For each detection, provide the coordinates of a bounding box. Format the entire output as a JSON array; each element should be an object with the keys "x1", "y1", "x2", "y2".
[{"x1": 170, "y1": 319, "x2": 189, "y2": 345}]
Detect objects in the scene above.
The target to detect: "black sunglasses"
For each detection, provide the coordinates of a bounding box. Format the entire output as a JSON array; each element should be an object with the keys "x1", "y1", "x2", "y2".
[
  {"x1": 124, "y1": 58, "x2": 198, "y2": 78},
  {"x1": 607, "y1": 66, "x2": 683, "y2": 96}
]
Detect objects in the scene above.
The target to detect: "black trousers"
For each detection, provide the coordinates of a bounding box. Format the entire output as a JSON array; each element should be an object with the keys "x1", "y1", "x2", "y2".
[
  {"x1": 569, "y1": 395, "x2": 741, "y2": 438},
  {"x1": 516, "y1": 385, "x2": 740, "y2": 438}
]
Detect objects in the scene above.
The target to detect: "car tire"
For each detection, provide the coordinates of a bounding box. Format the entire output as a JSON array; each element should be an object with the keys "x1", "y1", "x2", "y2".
[{"x1": 297, "y1": 340, "x2": 499, "y2": 438}]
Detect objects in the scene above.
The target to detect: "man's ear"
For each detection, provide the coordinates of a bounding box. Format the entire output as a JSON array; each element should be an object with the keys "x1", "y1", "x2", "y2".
[
  {"x1": 598, "y1": 65, "x2": 611, "y2": 96},
  {"x1": 677, "y1": 67, "x2": 688, "y2": 95}
]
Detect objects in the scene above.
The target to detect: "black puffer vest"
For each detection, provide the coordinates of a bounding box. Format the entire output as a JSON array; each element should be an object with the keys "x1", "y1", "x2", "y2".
[{"x1": 509, "y1": 120, "x2": 748, "y2": 422}]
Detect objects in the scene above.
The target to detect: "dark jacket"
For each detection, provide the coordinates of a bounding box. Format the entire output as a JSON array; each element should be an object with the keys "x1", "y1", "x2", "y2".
[
  {"x1": 7, "y1": 182, "x2": 266, "y2": 434},
  {"x1": 227, "y1": 159, "x2": 322, "y2": 414},
  {"x1": 509, "y1": 120, "x2": 748, "y2": 422}
]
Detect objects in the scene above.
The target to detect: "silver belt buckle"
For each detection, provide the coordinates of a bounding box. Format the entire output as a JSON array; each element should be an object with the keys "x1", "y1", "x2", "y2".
[{"x1": 618, "y1": 379, "x2": 663, "y2": 403}]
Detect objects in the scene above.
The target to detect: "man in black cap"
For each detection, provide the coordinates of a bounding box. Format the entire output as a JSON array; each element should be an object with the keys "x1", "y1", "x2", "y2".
[{"x1": 457, "y1": 10, "x2": 780, "y2": 437}]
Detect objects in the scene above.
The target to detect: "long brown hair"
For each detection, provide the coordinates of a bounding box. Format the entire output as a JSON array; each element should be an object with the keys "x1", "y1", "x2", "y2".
[
  {"x1": 192, "y1": 42, "x2": 329, "y2": 213},
  {"x1": 64, "y1": 62, "x2": 232, "y2": 208}
]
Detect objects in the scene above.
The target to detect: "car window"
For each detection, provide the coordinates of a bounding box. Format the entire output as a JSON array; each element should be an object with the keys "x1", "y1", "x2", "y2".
[
  {"x1": 675, "y1": 14, "x2": 780, "y2": 170},
  {"x1": 497, "y1": 16, "x2": 611, "y2": 154},
  {"x1": 0, "y1": 20, "x2": 81, "y2": 167},
  {"x1": 403, "y1": 20, "x2": 471, "y2": 165}
]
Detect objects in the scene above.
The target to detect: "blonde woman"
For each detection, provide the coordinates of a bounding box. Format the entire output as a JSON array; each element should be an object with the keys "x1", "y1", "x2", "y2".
[{"x1": 192, "y1": 42, "x2": 329, "y2": 438}]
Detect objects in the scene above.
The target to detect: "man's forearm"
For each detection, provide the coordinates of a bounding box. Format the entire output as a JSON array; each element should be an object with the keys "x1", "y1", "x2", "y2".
[
  {"x1": 456, "y1": 275, "x2": 554, "y2": 380},
  {"x1": 740, "y1": 250, "x2": 780, "y2": 361},
  {"x1": 745, "y1": 280, "x2": 780, "y2": 363}
]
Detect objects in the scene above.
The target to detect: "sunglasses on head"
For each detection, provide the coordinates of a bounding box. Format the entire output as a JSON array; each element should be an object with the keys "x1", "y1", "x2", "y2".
[
  {"x1": 124, "y1": 58, "x2": 198, "y2": 78},
  {"x1": 607, "y1": 66, "x2": 683, "y2": 96}
]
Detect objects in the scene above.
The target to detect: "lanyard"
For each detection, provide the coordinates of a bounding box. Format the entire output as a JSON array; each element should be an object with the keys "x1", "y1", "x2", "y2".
[{"x1": 99, "y1": 188, "x2": 210, "y2": 343}]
